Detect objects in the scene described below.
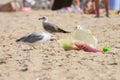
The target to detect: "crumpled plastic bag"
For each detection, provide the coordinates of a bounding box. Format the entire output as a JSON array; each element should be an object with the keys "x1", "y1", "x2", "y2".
[{"x1": 58, "y1": 26, "x2": 98, "y2": 51}]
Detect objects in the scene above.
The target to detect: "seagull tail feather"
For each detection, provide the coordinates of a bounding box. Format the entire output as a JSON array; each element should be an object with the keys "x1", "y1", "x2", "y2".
[
  {"x1": 58, "y1": 28, "x2": 71, "y2": 33},
  {"x1": 16, "y1": 37, "x2": 26, "y2": 42}
]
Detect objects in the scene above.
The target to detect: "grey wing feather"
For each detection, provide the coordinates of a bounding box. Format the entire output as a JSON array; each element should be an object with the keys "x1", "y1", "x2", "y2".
[
  {"x1": 43, "y1": 22, "x2": 70, "y2": 33},
  {"x1": 16, "y1": 36, "x2": 27, "y2": 42},
  {"x1": 43, "y1": 22, "x2": 59, "y2": 32},
  {"x1": 24, "y1": 33, "x2": 44, "y2": 43}
]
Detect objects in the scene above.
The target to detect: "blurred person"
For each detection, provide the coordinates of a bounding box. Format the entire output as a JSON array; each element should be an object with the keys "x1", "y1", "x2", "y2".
[
  {"x1": 50, "y1": 0, "x2": 54, "y2": 5},
  {"x1": 0, "y1": 0, "x2": 22, "y2": 12},
  {"x1": 95, "y1": 0, "x2": 109, "y2": 17},
  {"x1": 52, "y1": 0, "x2": 72, "y2": 10},
  {"x1": 49, "y1": 0, "x2": 54, "y2": 8},
  {"x1": 80, "y1": 0, "x2": 86, "y2": 8},
  {"x1": 73, "y1": 0, "x2": 80, "y2": 10},
  {"x1": 69, "y1": 0, "x2": 83, "y2": 13},
  {"x1": 51, "y1": 0, "x2": 83, "y2": 13},
  {"x1": 83, "y1": 0, "x2": 96, "y2": 14}
]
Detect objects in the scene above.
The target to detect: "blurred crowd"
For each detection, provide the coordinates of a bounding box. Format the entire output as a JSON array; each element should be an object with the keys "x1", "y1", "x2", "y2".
[
  {"x1": 52, "y1": 0, "x2": 111, "y2": 17},
  {"x1": 22, "y1": 0, "x2": 108, "y2": 14},
  {"x1": 22, "y1": 0, "x2": 102, "y2": 14},
  {"x1": 0, "y1": 0, "x2": 120, "y2": 16}
]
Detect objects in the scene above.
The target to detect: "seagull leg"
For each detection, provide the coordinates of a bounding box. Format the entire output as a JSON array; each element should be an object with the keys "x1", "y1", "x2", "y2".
[
  {"x1": 40, "y1": 44, "x2": 49, "y2": 51},
  {"x1": 31, "y1": 45, "x2": 37, "y2": 49}
]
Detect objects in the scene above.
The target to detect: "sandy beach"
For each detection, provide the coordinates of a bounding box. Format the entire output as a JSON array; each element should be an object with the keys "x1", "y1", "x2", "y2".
[{"x1": 0, "y1": 0, "x2": 120, "y2": 80}]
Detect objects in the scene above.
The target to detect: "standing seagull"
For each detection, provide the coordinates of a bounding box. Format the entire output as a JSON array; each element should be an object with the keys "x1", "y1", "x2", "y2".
[
  {"x1": 16, "y1": 32, "x2": 55, "y2": 45},
  {"x1": 39, "y1": 16, "x2": 70, "y2": 33}
]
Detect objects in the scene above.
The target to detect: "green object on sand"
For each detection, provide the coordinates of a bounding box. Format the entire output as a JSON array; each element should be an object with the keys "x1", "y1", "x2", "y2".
[
  {"x1": 102, "y1": 47, "x2": 109, "y2": 52},
  {"x1": 63, "y1": 44, "x2": 69, "y2": 51}
]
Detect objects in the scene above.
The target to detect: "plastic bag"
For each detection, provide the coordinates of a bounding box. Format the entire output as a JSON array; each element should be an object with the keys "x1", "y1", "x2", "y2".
[{"x1": 58, "y1": 25, "x2": 98, "y2": 51}]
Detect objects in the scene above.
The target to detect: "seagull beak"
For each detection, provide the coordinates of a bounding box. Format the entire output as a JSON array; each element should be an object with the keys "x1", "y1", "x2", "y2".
[
  {"x1": 38, "y1": 18, "x2": 43, "y2": 20},
  {"x1": 50, "y1": 37, "x2": 57, "y2": 41}
]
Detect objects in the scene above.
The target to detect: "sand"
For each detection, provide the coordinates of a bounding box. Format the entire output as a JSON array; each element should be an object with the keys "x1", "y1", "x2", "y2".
[{"x1": 0, "y1": 1, "x2": 120, "y2": 80}]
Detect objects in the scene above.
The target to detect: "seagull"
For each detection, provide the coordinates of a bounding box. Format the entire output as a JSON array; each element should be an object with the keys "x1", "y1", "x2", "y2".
[
  {"x1": 38, "y1": 16, "x2": 70, "y2": 33},
  {"x1": 16, "y1": 32, "x2": 55, "y2": 45}
]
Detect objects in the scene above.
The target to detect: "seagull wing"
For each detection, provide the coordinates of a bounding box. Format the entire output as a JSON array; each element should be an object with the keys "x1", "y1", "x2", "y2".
[
  {"x1": 43, "y1": 22, "x2": 59, "y2": 32},
  {"x1": 43, "y1": 22, "x2": 70, "y2": 33},
  {"x1": 23, "y1": 33, "x2": 44, "y2": 43}
]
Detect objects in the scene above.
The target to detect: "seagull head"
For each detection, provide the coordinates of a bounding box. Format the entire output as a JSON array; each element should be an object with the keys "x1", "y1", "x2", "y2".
[{"x1": 38, "y1": 16, "x2": 48, "y2": 22}]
